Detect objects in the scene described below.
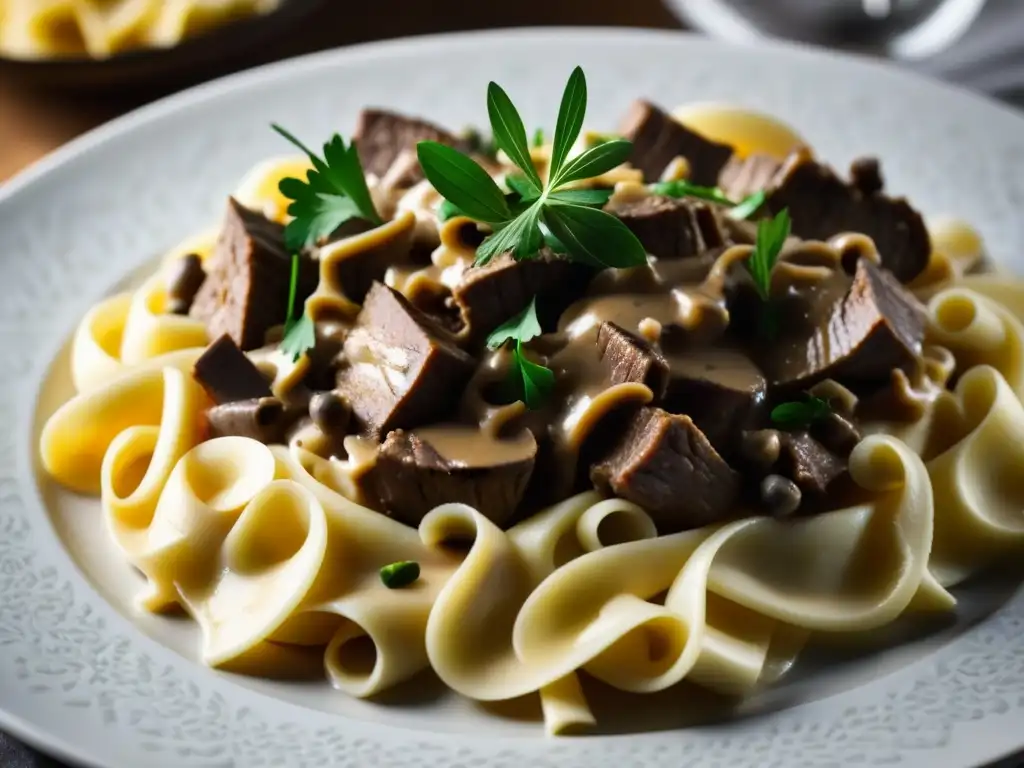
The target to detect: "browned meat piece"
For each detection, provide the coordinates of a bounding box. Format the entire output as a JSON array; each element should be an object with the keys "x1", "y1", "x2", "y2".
[
  {"x1": 849, "y1": 156, "x2": 884, "y2": 195},
  {"x1": 765, "y1": 258, "x2": 926, "y2": 392},
  {"x1": 369, "y1": 427, "x2": 537, "y2": 528},
  {"x1": 604, "y1": 195, "x2": 724, "y2": 260},
  {"x1": 190, "y1": 198, "x2": 318, "y2": 350},
  {"x1": 596, "y1": 321, "x2": 669, "y2": 399},
  {"x1": 776, "y1": 430, "x2": 847, "y2": 496},
  {"x1": 206, "y1": 397, "x2": 288, "y2": 443},
  {"x1": 662, "y1": 348, "x2": 768, "y2": 457},
  {"x1": 192, "y1": 334, "x2": 272, "y2": 404},
  {"x1": 764, "y1": 151, "x2": 930, "y2": 283},
  {"x1": 451, "y1": 250, "x2": 594, "y2": 347},
  {"x1": 618, "y1": 100, "x2": 734, "y2": 185},
  {"x1": 336, "y1": 282, "x2": 475, "y2": 436},
  {"x1": 590, "y1": 407, "x2": 741, "y2": 533},
  {"x1": 718, "y1": 152, "x2": 783, "y2": 202},
  {"x1": 354, "y1": 108, "x2": 464, "y2": 186}
]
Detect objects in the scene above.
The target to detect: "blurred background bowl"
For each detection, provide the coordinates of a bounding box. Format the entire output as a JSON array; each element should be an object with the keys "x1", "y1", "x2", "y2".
[{"x1": 0, "y1": 0, "x2": 327, "y2": 91}]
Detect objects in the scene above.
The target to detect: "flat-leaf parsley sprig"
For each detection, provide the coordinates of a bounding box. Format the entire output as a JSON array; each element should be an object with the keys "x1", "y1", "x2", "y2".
[
  {"x1": 416, "y1": 66, "x2": 646, "y2": 268},
  {"x1": 746, "y1": 207, "x2": 791, "y2": 302},
  {"x1": 279, "y1": 252, "x2": 315, "y2": 362},
  {"x1": 272, "y1": 124, "x2": 382, "y2": 252},
  {"x1": 486, "y1": 298, "x2": 554, "y2": 409},
  {"x1": 771, "y1": 395, "x2": 831, "y2": 429}
]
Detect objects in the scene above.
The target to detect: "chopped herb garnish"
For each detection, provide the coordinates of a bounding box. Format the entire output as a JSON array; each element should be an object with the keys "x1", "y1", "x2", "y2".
[
  {"x1": 380, "y1": 560, "x2": 420, "y2": 589},
  {"x1": 651, "y1": 180, "x2": 767, "y2": 221},
  {"x1": 771, "y1": 396, "x2": 832, "y2": 429},
  {"x1": 279, "y1": 252, "x2": 316, "y2": 362},
  {"x1": 272, "y1": 124, "x2": 382, "y2": 252},
  {"x1": 532, "y1": 127, "x2": 545, "y2": 147},
  {"x1": 746, "y1": 208, "x2": 791, "y2": 301},
  {"x1": 486, "y1": 297, "x2": 554, "y2": 409},
  {"x1": 728, "y1": 189, "x2": 767, "y2": 220},
  {"x1": 652, "y1": 179, "x2": 734, "y2": 206},
  {"x1": 437, "y1": 199, "x2": 465, "y2": 222},
  {"x1": 417, "y1": 66, "x2": 645, "y2": 269}
]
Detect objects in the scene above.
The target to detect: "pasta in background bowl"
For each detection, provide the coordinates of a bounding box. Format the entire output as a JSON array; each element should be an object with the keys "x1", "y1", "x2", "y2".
[
  {"x1": 8, "y1": 30, "x2": 1024, "y2": 768},
  {"x1": 0, "y1": 0, "x2": 323, "y2": 88}
]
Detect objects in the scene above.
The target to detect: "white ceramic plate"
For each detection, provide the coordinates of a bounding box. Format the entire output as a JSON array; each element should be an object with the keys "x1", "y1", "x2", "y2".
[{"x1": 2, "y1": 28, "x2": 1024, "y2": 768}]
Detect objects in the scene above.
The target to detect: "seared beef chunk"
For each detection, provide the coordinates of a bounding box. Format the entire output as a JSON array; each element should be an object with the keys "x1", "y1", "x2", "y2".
[
  {"x1": 336, "y1": 282, "x2": 475, "y2": 436},
  {"x1": 190, "y1": 198, "x2": 318, "y2": 350},
  {"x1": 192, "y1": 334, "x2": 272, "y2": 404},
  {"x1": 370, "y1": 428, "x2": 536, "y2": 528},
  {"x1": 850, "y1": 157, "x2": 884, "y2": 196},
  {"x1": 591, "y1": 407, "x2": 741, "y2": 532},
  {"x1": 811, "y1": 411, "x2": 862, "y2": 456},
  {"x1": 596, "y1": 321, "x2": 669, "y2": 399},
  {"x1": 764, "y1": 151, "x2": 930, "y2": 282},
  {"x1": 776, "y1": 431, "x2": 847, "y2": 496},
  {"x1": 354, "y1": 109, "x2": 464, "y2": 186},
  {"x1": 718, "y1": 152, "x2": 782, "y2": 202},
  {"x1": 618, "y1": 100, "x2": 734, "y2": 185},
  {"x1": 662, "y1": 349, "x2": 768, "y2": 458},
  {"x1": 166, "y1": 253, "x2": 206, "y2": 315},
  {"x1": 764, "y1": 258, "x2": 926, "y2": 392},
  {"x1": 604, "y1": 195, "x2": 725, "y2": 259},
  {"x1": 451, "y1": 250, "x2": 593, "y2": 347},
  {"x1": 206, "y1": 397, "x2": 288, "y2": 443}
]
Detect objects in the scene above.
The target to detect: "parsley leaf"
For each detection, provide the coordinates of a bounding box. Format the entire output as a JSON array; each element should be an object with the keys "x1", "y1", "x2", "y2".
[
  {"x1": 437, "y1": 199, "x2": 465, "y2": 222},
  {"x1": 515, "y1": 342, "x2": 555, "y2": 409},
  {"x1": 728, "y1": 189, "x2": 767, "y2": 220},
  {"x1": 651, "y1": 180, "x2": 767, "y2": 221},
  {"x1": 380, "y1": 560, "x2": 420, "y2": 588},
  {"x1": 746, "y1": 208, "x2": 791, "y2": 301},
  {"x1": 485, "y1": 298, "x2": 554, "y2": 409},
  {"x1": 417, "y1": 66, "x2": 645, "y2": 270},
  {"x1": 651, "y1": 179, "x2": 734, "y2": 205},
  {"x1": 417, "y1": 142, "x2": 511, "y2": 224},
  {"x1": 771, "y1": 396, "x2": 831, "y2": 429},
  {"x1": 279, "y1": 252, "x2": 316, "y2": 362},
  {"x1": 532, "y1": 127, "x2": 546, "y2": 148},
  {"x1": 272, "y1": 124, "x2": 381, "y2": 251},
  {"x1": 487, "y1": 81, "x2": 544, "y2": 195}
]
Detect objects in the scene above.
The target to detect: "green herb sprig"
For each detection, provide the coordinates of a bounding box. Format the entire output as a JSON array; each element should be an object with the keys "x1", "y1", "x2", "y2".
[
  {"x1": 417, "y1": 67, "x2": 646, "y2": 268},
  {"x1": 770, "y1": 396, "x2": 832, "y2": 429},
  {"x1": 651, "y1": 180, "x2": 767, "y2": 221},
  {"x1": 746, "y1": 207, "x2": 791, "y2": 301},
  {"x1": 486, "y1": 297, "x2": 554, "y2": 409},
  {"x1": 272, "y1": 124, "x2": 382, "y2": 252},
  {"x1": 279, "y1": 253, "x2": 315, "y2": 363},
  {"x1": 380, "y1": 560, "x2": 420, "y2": 589}
]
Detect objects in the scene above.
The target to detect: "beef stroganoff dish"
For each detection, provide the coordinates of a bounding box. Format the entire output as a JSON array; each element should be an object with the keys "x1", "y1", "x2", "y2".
[{"x1": 39, "y1": 67, "x2": 1024, "y2": 736}]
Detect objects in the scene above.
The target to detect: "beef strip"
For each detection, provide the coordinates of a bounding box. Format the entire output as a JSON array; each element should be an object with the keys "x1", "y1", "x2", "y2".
[
  {"x1": 336, "y1": 282, "x2": 475, "y2": 436},
  {"x1": 775, "y1": 430, "x2": 847, "y2": 496},
  {"x1": 354, "y1": 108, "x2": 464, "y2": 186},
  {"x1": 764, "y1": 257, "x2": 926, "y2": 392},
  {"x1": 451, "y1": 250, "x2": 594, "y2": 347},
  {"x1": 661, "y1": 348, "x2": 768, "y2": 458},
  {"x1": 596, "y1": 321, "x2": 669, "y2": 399},
  {"x1": 590, "y1": 407, "x2": 741, "y2": 533},
  {"x1": 764, "y1": 151, "x2": 930, "y2": 283},
  {"x1": 718, "y1": 152, "x2": 783, "y2": 202},
  {"x1": 192, "y1": 334, "x2": 272, "y2": 404},
  {"x1": 370, "y1": 428, "x2": 536, "y2": 528},
  {"x1": 618, "y1": 100, "x2": 735, "y2": 185},
  {"x1": 190, "y1": 198, "x2": 318, "y2": 350},
  {"x1": 604, "y1": 195, "x2": 725, "y2": 260}
]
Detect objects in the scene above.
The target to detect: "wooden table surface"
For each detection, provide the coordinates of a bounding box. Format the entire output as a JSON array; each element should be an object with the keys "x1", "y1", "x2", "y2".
[{"x1": 0, "y1": 0, "x2": 682, "y2": 182}]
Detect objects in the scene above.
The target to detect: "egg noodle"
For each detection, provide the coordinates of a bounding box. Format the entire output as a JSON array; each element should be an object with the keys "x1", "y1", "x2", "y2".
[
  {"x1": 38, "y1": 105, "x2": 1024, "y2": 735},
  {"x1": 0, "y1": 0, "x2": 279, "y2": 59}
]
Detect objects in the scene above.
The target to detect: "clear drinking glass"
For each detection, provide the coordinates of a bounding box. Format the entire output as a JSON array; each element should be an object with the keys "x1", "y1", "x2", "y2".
[{"x1": 671, "y1": 0, "x2": 988, "y2": 60}]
